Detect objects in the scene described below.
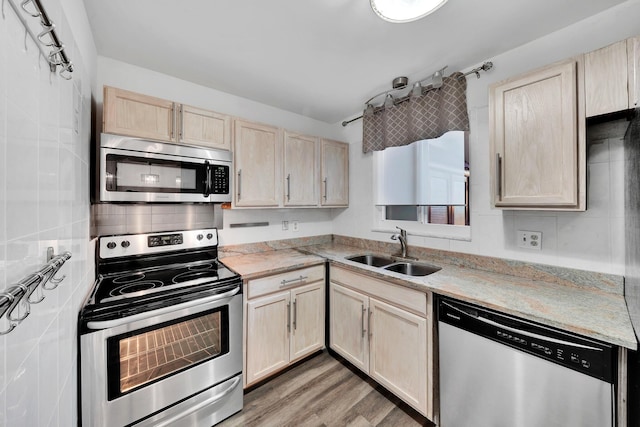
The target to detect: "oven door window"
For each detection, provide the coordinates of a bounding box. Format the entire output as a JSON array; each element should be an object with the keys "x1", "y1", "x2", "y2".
[
  {"x1": 106, "y1": 307, "x2": 229, "y2": 400},
  {"x1": 105, "y1": 154, "x2": 207, "y2": 194}
]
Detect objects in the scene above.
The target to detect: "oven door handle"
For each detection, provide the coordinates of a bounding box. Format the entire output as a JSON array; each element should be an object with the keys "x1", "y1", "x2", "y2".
[{"x1": 85, "y1": 286, "x2": 240, "y2": 330}]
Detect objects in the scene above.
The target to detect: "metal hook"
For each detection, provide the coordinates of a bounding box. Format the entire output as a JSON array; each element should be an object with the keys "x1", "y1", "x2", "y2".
[
  {"x1": 0, "y1": 291, "x2": 15, "y2": 317},
  {"x1": 37, "y1": 24, "x2": 56, "y2": 46},
  {"x1": 59, "y1": 62, "x2": 72, "y2": 80},
  {"x1": 0, "y1": 322, "x2": 17, "y2": 336},
  {"x1": 7, "y1": 284, "x2": 31, "y2": 322},
  {"x1": 26, "y1": 273, "x2": 46, "y2": 304},
  {"x1": 20, "y1": 0, "x2": 39, "y2": 17},
  {"x1": 48, "y1": 45, "x2": 64, "y2": 65},
  {"x1": 43, "y1": 262, "x2": 65, "y2": 290}
]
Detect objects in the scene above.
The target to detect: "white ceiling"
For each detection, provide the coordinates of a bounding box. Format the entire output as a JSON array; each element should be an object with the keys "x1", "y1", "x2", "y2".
[{"x1": 83, "y1": 0, "x2": 626, "y2": 124}]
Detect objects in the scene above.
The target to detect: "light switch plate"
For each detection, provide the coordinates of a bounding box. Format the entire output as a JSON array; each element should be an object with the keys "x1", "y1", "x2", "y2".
[{"x1": 517, "y1": 230, "x2": 542, "y2": 250}]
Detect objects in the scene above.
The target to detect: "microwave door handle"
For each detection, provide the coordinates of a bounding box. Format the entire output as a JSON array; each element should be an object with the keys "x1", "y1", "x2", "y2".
[{"x1": 203, "y1": 161, "x2": 211, "y2": 197}]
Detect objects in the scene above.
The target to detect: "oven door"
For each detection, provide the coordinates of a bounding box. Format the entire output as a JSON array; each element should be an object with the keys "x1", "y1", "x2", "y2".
[
  {"x1": 80, "y1": 289, "x2": 242, "y2": 427},
  {"x1": 99, "y1": 146, "x2": 231, "y2": 203}
]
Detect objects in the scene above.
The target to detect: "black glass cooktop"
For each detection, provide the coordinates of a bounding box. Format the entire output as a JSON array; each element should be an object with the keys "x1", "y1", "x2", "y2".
[{"x1": 94, "y1": 260, "x2": 239, "y2": 304}]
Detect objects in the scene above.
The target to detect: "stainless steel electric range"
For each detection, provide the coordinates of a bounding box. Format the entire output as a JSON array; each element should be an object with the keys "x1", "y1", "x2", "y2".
[{"x1": 79, "y1": 229, "x2": 242, "y2": 427}]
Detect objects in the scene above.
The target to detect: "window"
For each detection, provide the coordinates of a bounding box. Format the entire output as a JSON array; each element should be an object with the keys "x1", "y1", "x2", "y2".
[{"x1": 373, "y1": 131, "x2": 470, "y2": 240}]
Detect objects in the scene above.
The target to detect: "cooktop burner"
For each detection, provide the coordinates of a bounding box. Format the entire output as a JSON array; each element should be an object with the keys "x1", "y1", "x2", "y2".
[{"x1": 96, "y1": 260, "x2": 235, "y2": 304}]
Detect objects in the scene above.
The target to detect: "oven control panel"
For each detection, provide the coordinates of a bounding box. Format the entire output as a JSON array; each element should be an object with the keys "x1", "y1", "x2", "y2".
[
  {"x1": 99, "y1": 229, "x2": 219, "y2": 259},
  {"x1": 148, "y1": 233, "x2": 184, "y2": 247}
]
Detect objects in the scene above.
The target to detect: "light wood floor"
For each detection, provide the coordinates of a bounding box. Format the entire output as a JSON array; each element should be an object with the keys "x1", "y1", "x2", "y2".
[{"x1": 218, "y1": 351, "x2": 435, "y2": 427}]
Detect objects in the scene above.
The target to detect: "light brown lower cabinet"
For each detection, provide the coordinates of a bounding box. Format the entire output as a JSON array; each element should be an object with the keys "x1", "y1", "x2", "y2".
[
  {"x1": 329, "y1": 266, "x2": 433, "y2": 419},
  {"x1": 244, "y1": 265, "x2": 325, "y2": 387}
]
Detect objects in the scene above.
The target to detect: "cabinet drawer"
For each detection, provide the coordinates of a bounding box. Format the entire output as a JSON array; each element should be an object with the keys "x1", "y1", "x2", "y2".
[
  {"x1": 330, "y1": 266, "x2": 427, "y2": 317},
  {"x1": 248, "y1": 265, "x2": 325, "y2": 299}
]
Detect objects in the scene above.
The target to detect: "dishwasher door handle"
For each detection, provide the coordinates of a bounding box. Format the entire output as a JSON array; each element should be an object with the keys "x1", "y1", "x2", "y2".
[{"x1": 441, "y1": 301, "x2": 604, "y2": 352}]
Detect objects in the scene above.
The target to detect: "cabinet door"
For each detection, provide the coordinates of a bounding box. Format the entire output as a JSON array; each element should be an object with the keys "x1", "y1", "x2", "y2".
[
  {"x1": 585, "y1": 40, "x2": 629, "y2": 117},
  {"x1": 329, "y1": 282, "x2": 368, "y2": 373},
  {"x1": 290, "y1": 282, "x2": 325, "y2": 361},
  {"x1": 320, "y1": 139, "x2": 349, "y2": 207},
  {"x1": 246, "y1": 291, "x2": 291, "y2": 385},
  {"x1": 629, "y1": 36, "x2": 640, "y2": 109},
  {"x1": 103, "y1": 86, "x2": 175, "y2": 141},
  {"x1": 490, "y1": 59, "x2": 582, "y2": 208},
  {"x1": 233, "y1": 120, "x2": 282, "y2": 207},
  {"x1": 284, "y1": 132, "x2": 318, "y2": 206},
  {"x1": 179, "y1": 105, "x2": 231, "y2": 150},
  {"x1": 369, "y1": 298, "x2": 428, "y2": 416}
]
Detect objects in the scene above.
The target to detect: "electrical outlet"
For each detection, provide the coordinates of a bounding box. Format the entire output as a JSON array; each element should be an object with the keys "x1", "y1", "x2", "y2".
[
  {"x1": 517, "y1": 230, "x2": 542, "y2": 250},
  {"x1": 282, "y1": 221, "x2": 289, "y2": 231},
  {"x1": 292, "y1": 220, "x2": 299, "y2": 232}
]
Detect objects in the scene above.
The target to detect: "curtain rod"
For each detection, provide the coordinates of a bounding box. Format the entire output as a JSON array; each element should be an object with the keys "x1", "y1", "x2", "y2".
[{"x1": 341, "y1": 62, "x2": 493, "y2": 127}]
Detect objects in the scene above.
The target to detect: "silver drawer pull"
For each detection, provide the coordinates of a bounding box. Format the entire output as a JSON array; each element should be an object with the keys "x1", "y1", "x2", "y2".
[{"x1": 279, "y1": 275, "x2": 308, "y2": 287}]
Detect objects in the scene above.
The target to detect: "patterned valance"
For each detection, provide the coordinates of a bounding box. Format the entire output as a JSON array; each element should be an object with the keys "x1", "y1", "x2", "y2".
[{"x1": 362, "y1": 72, "x2": 469, "y2": 153}]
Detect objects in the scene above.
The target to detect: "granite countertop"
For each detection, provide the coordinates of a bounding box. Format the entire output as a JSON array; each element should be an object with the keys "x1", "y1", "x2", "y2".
[
  {"x1": 220, "y1": 248, "x2": 326, "y2": 280},
  {"x1": 221, "y1": 241, "x2": 637, "y2": 350}
]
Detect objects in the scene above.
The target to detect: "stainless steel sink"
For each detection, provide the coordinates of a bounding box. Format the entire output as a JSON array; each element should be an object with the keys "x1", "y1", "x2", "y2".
[
  {"x1": 383, "y1": 262, "x2": 441, "y2": 277},
  {"x1": 346, "y1": 254, "x2": 395, "y2": 267},
  {"x1": 345, "y1": 254, "x2": 441, "y2": 277}
]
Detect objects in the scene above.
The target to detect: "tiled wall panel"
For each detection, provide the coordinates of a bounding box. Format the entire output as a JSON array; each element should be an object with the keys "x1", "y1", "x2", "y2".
[{"x1": 0, "y1": 1, "x2": 95, "y2": 425}]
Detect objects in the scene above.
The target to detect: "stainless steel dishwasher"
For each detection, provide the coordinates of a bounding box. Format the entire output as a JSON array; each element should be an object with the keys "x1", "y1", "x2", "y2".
[{"x1": 438, "y1": 297, "x2": 617, "y2": 427}]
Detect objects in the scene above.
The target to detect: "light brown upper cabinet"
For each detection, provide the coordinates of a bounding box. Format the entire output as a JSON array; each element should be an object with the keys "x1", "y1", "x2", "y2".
[
  {"x1": 283, "y1": 132, "x2": 319, "y2": 207},
  {"x1": 104, "y1": 86, "x2": 175, "y2": 141},
  {"x1": 103, "y1": 86, "x2": 231, "y2": 150},
  {"x1": 489, "y1": 58, "x2": 586, "y2": 210},
  {"x1": 584, "y1": 38, "x2": 639, "y2": 117},
  {"x1": 178, "y1": 104, "x2": 231, "y2": 150},
  {"x1": 233, "y1": 119, "x2": 282, "y2": 207},
  {"x1": 320, "y1": 139, "x2": 349, "y2": 207}
]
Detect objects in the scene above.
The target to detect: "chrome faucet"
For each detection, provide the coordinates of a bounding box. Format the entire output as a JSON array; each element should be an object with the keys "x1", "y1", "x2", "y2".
[{"x1": 391, "y1": 226, "x2": 409, "y2": 258}]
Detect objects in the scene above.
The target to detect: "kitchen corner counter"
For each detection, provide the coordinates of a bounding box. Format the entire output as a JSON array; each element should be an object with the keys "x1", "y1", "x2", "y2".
[
  {"x1": 220, "y1": 248, "x2": 325, "y2": 280},
  {"x1": 300, "y1": 242, "x2": 637, "y2": 350}
]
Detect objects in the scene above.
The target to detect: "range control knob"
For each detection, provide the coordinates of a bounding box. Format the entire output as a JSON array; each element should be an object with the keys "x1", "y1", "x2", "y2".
[
  {"x1": 106, "y1": 241, "x2": 116, "y2": 249},
  {"x1": 206, "y1": 233, "x2": 213, "y2": 240},
  {"x1": 121, "y1": 240, "x2": 131, "y2": 248},
  {"x1": 197, "y1": 234, "x2": 204, "y2": 241}
]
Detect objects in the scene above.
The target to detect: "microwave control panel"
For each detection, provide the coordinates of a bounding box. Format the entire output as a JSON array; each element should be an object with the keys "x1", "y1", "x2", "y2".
[{"x1": 211, "y1": 165, "x2": 230, "y2": 194}]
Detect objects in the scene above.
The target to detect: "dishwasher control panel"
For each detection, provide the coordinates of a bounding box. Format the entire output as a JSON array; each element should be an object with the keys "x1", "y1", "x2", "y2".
[{"x1": 438, "y1": 297, "x2": 616, "y2": 383}]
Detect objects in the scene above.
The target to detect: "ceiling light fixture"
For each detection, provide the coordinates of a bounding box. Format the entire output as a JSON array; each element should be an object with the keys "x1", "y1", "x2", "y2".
[{"x1": 370, "y1": 0, "x2": 449, "y2": 23}]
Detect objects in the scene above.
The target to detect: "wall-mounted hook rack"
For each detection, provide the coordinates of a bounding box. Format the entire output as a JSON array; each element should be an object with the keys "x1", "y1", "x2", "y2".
[
  {"x1": 3, "y1": 0, "x2": 74, "y2": 79},
  {"x1": 0, "y1": 248, "x2": 72, "y2": 335}
]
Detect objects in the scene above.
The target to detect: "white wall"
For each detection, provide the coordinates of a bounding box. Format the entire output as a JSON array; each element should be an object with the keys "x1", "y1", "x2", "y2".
[
  {"x1": 333, "y1": 0, "x2": 640, "y2": 275},
  {"x1": 96, "y1": 57, "x2": 346, "y2": 246},
  {"x1": 0, "y1": 0, "x2": 96, "y2": 425}
]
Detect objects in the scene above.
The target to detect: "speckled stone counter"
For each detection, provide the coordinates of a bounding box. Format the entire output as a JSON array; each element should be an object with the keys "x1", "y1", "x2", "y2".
[
  {"x1": 302, "y1": 242, "x2": 637, "y2": 350},
  {"x1": 220, "y1": 248, "x2": 325, "y2": 280},
  {"x1": 219, "y1": 235, "x2": 637, "y2": 350}
]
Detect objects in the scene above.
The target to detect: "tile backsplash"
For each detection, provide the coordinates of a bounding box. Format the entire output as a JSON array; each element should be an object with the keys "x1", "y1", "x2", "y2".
[{"x1": 91, "y1": 203, "x2": 221, "y2": 237}]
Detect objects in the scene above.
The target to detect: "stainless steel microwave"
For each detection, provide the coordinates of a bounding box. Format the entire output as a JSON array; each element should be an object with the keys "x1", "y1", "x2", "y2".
[{"x1": 97, "y1": 133, "x2": 232, "y2": 203}]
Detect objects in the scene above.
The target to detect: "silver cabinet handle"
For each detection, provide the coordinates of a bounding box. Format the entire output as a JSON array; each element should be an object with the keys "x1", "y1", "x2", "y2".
[
  {"x1": 237, "y1": 169, "x2": 242, "y2": 199},
  {"x1": 279, "y1": 275, "x2": 308, "y2": 288},
  {"x1": 170, "y1": 102, "x2": 175, "y2": 140},
  {"x1": 293, "y1": 299, "x2": 297, "y2": 330},
  {"x1": 361, "y1": 304, "x2": 366, "y2": 338},
  {"x1": 179, "y1": 104, "x2": 184, "y2": 140},
  {"x1": 495, "y1": 153, "x2": 502, "y2": 200},
  {"x1": 368, "y1": 308, "x2": 373, "y2": 339},
  {"x1": 323, "y1": 178, "x2": 328, "y2": 201},
  {"x1": 286, "y1": 174, "x2": 291, "y2": 202},
  {"x1": 287, "y1": 301, "x2": 291, "y2": 333}
]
